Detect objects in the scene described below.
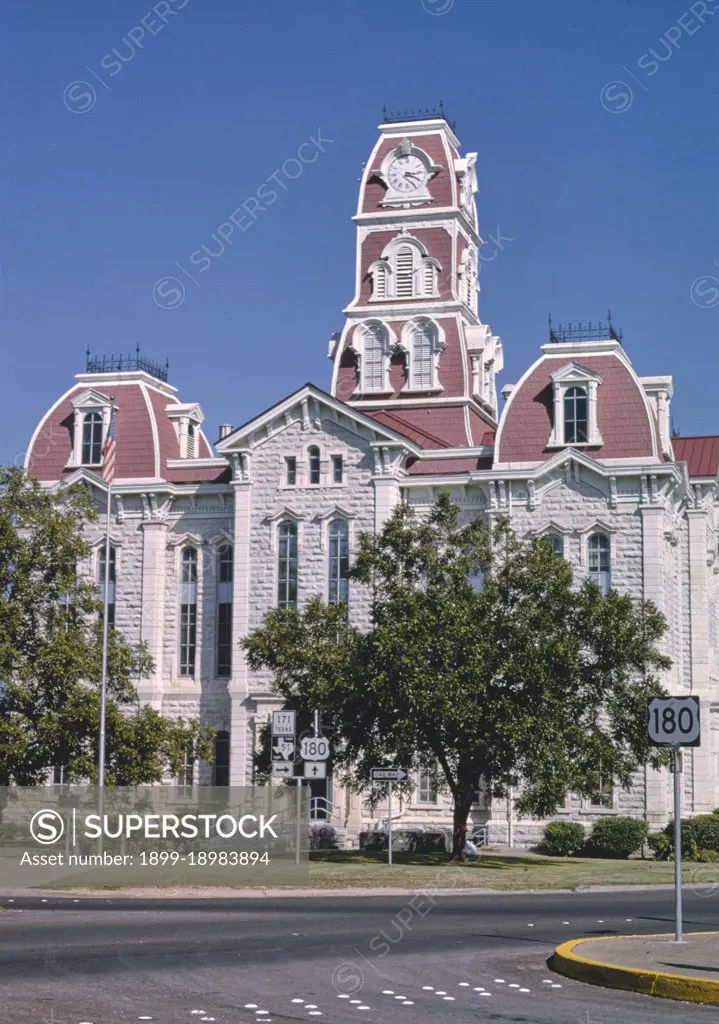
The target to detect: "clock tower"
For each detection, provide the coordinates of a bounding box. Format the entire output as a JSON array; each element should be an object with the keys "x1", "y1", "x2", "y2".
[{"x1": 330, "y1": 107, "x2": 503, "y2": 450}]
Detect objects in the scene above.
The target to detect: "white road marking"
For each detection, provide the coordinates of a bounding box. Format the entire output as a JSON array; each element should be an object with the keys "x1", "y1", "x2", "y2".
[
  {"x1": 509, "y1": 983, "x2": 520, "y2": 988},
  {"x1": 305, "y1": 1005, "x2": 318, "y2": 1009},
  {"x1": 551, "y1": 983, "x2": 562, "y2": 988},
  {"x1": 443, "y1": 996, "x2": 455, "y2": 1001},
  {"x1": 338, "y1": 995, "x2": 350, "y2": 999},
  {"x1": 493, "y1": 979, "x2": 505, "y2": 984},
  {"x1": 381, "y1": 990, "x2": 394, "y2": 995},
  {"x1": 480, "y1": 993, "x2": 492, "y2": 998},
  {"x1": 458, "y1": 982, "x2": 470, "y2": 987},
  {"x1": 349, "y1": 1000, "x2": 361, "y2": 1005},
  {"x1": 402, "y1": 1001, "x2": 414, "y2": 1006},
  {"x1": 435, "y1": 990, "x2": 447, "y2": 995},
  {"x1": 356, "y1": 1006, "x2": 370, "y2": 1011},
  {"x1": 308, "y1": 1013, "x2": 322, "y2": 1017},
  {"x1": 562, "y1": 921, "x2": 570, "y2": 925},
  {"x1": 256, "y1": 1013, "x2": 270, "y2": 1017},
  {"x1": 473, "y1": 986, "x2": 485, "y2": 991},
  {"x1": 421, "y1": 986, "x2": 433, "y2": 991},
  {"x1": 527, "y1": 923, "x2": 534, "y2": 927},
  {"x1": 519, "y1": 988, "x2": 531, "y2": 992},
  {"x1": 393, "y1": 995, "x2": 406, "y2": 1000},
  {"x1": 244, "y1": 1004, "x2": 258, "y2": 1009},
  {"x1": 291, "y1": 999, "x2": 304, "y2": 1004}
]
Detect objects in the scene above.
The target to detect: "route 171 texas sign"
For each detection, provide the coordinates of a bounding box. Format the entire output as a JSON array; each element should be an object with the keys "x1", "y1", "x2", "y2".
[{"x1": 647, "y1": 696, "x2": 701, "y2": 747}]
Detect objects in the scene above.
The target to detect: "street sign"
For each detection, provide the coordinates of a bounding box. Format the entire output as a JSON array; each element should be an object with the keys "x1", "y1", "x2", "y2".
[
  {"x1": 371, "y1": 767, "x2": 408, "y2": 782},
  {"x1": 303, "y1": 761, "x2": 326, "y2": 779},
  {"x1": 299, "y1": 736, "x2": 330, "y2": 761},
  {"x1": 648, "y1": 696, "x2": 701, "y2": 747},
  {"x1": 271, "y1": 735, "x2": 296, "y2": 762},
  {"x1": 272, "y1": 710, "x2": 296, "y2": 736},
  {"x1": 272, "y1": 760, "x2": 294, "y2": 779}
]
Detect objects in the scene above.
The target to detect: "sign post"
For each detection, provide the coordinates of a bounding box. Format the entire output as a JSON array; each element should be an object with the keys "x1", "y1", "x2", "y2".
[
  {"x1": 370, "y1": 768, "x2": 408, "y2": 867},
  {"x1": 648, "y1": 695, "x2": 701, "y2": 944}
]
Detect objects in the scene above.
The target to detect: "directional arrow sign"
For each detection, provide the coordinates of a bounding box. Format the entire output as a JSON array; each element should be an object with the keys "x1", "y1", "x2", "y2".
[
  {"x1": 272, "y1": 761, "x2": 294, "y2": 779},
  {"x1": 371, "y1": 767, "x2": 408, "y2": 782},
  {"x1": 303, "y1": 761, "x2": 326, "y2": 779}
]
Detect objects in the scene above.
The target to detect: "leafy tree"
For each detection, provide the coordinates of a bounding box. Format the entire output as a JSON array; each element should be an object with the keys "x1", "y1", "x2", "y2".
[
  {"x1": 244, "y1": 492, "x2": 670, "y2": 859},
  {"x1": 0, "y1": 466, "x2": 213, "y2": 787}
]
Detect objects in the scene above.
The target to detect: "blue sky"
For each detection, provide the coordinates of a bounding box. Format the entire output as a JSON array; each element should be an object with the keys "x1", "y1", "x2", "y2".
[{"x1": 2, "y1": 0, "x2": 718, "y2": 464}]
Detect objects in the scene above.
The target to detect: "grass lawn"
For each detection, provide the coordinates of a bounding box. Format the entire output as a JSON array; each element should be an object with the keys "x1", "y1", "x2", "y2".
[{"x1": 304, "y1": 848, "x2": 690, "y2": 891}]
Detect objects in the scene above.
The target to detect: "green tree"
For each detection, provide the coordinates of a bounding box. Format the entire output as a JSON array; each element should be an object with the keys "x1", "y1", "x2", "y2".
[
  {"x1": 244, "y1": 493, "x2": 670, "y2": 859},
  {"x1": 0, "y1": 467, "x2": 213, "y2": 786}
]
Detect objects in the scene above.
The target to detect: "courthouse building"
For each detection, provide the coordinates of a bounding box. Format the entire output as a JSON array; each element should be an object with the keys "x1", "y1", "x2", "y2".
[{"x1": 25, "y1": 112, "x2": 719, "y2": 845}]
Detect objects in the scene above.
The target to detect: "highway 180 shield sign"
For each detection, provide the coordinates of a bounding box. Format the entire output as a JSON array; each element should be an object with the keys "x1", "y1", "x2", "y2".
[{"x1": 648, "y1": 696, "x2": 701, "y2": 747}]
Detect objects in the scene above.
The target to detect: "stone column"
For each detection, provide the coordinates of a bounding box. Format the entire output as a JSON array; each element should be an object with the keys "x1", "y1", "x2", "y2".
[
  {"x1": 373, "y1": 448, "x2": 400, "y2": 531},
  {"x1": 641, "y1": 505, "x2": 669, "y2": 825},
  {"x1": 138, "y1": 520, "x2": 168, "y2": 709},
  {"x1": 687, "y1": 506, "x2": 714, "y2": 812},
  {"x1": 229, "y1": 456, "x2": 253, "y2": 786}
]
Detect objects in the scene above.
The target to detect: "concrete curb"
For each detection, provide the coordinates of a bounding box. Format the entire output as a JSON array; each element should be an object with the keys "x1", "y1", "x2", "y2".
[
  {"x1": 553, "y1": 931, "x2": 719, "y2": 1005},
  {"x1": 1, "y1": 882, "x2": 716, "y2": 900}
]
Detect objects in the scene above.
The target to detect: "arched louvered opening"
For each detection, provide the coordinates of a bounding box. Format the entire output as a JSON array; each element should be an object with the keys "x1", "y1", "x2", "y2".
[
  {"x1": 361, "y1": 323, "x2": 387, "y2": 393},
  {"x1": 409, "y1": 320, "x2": 436, "y2": 390},
  {"x1": 395, "y1": 245, "x2": 415, "y2": 298}
]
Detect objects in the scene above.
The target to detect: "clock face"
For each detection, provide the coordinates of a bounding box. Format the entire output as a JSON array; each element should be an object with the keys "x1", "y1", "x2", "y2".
[{"x1": 387, "y1": 154, "x2": 429, "y2": 194}]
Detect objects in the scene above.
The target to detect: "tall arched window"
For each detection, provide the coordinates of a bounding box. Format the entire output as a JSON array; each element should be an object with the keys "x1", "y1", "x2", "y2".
[
  {"x1": 362, "y1": 323, "x2": 387, "y2": 393},
  {"x1": 328, "y1": 520, "x2": 349, "y2": 605},
  {"x1": 372, "y1": 261, "x2": 389, "y2": 299},
  {"x1": 98, "y1": 544, "x2": 117, "y2": 630},
  {"x1": 179, "y1": 548, "x2": 198, "y2": 676},
  {"x1": 213, "y1": 730, "x2": 230, "y2": 786},
  {"x1": 277, "y1": 522, "x2": 298, "y2": 610},
  {"x1": 308, "y1": 446, "x2": 321, "y2": 485},
  {"x1": 588, "y1": 533, "x2": 611, "y2": 594},
  {"x1": 216, "y1": 544, "x2": 233, "y2": 677},
  {"x1": 409, "y1": 321, "x2": 435, "y2": 390},
  {"x1": 395, "y1": 245, "x2": 415, "y2": 298},
  {"x1": 82, "y1": 412, "x2": 103, "y2": 465},
  {"x1": 564, "y1": 386, "x2": 589, "y2": 444}
]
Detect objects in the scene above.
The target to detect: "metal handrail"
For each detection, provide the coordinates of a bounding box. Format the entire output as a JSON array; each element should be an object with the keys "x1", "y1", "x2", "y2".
[{"x1": 310, "y1": 796, "x2": 343, "y2": 829}]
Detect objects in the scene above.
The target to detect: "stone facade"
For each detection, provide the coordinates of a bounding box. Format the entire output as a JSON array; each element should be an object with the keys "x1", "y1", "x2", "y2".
[{"x1": 25, "y1": 115, "x2": 719, "y2": 847}]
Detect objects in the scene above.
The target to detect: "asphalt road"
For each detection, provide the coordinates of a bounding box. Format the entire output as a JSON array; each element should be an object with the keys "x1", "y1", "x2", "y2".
[{"x1": 1, "y1": 888, "x2": 718, "y2": 1024}]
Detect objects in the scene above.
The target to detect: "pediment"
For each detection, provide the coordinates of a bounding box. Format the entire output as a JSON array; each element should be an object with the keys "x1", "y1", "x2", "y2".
[
  {"x1": 71, "y1": 389, "x2": 112, "y2": 410},
  {"x1": 549, "y1": 361, "x2": 603, "y2": 385},
  {"x1": 215, "y1": 384, "x2": 420, "y2": 455}
]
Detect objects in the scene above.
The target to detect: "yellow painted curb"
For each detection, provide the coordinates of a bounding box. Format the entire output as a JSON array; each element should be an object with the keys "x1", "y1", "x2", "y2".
[{"x1": 553, "y1": 931, "x2": 719, "y2": 1005}]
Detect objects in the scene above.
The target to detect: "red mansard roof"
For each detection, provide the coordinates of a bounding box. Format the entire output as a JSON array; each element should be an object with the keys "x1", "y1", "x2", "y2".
[
  {"x1": 26, "y1": 377, "x2": 227, "y2": 485},
  {"x1": 672, "y1": 436, "x2": 719, "y2": 478}
]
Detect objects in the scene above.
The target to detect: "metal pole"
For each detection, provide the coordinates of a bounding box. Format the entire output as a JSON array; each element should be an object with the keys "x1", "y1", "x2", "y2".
[
  {"x1": 313, "y1": 709, "x2": 319, "y2": 737},
  {"x1": 674, "y1": 749, "x2": 684, "y2": 943},
  {"x1": 388, "y1": 781, "x2": 393, "y2": 867},
  {"x1": 295, "y1": 779, "x2": 303, "y2": 865},
  {"x1": 98, "y1": 482, "x2": 112, "y2": 788}
]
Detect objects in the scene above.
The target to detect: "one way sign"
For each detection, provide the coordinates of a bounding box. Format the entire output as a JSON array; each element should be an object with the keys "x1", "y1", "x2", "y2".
[{"x1": 371, "y1": 767, "x2": 408, "y2": 782}]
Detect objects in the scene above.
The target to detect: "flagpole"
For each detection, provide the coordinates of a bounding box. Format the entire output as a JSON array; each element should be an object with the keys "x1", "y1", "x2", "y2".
[{"x1": 98, "y1": 477, "x2": 112, "y2": 789}]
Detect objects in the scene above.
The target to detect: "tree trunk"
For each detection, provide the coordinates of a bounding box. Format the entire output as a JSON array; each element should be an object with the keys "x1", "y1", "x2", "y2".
[{"x1": 449, "y1": 792, "x2": 474, "y2": 861}]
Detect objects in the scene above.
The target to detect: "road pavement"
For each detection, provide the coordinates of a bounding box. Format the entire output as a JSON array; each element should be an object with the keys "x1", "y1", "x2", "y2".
[{"x1": 1, "y1": 888, "x2": 718, "y2": 1023}]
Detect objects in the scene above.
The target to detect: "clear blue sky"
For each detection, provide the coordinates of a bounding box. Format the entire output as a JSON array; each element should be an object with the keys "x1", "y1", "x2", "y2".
[{"x1": 2, "y1": 0, "x2": 718, "y2": 465}]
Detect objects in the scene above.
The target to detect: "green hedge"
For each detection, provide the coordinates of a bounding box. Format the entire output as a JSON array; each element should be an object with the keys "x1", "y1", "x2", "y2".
[
  {"x1": 586, "y1": 817, "x2": 648, "y2": 859},
  {"x1": 540, "y1": 821, "x2": 586, "y2": 857}
]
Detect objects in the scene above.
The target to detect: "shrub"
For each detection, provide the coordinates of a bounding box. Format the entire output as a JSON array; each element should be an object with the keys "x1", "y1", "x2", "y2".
[
  {"x1": 690, "y1": 815, "x2": 719, "y2": 853},
  {"x1": 648, "y1": 833, "x2": 672, "y2": 860},
  {"x1": 309, "y1": 824, "x2": 338, "y2": 850},
  {"x1": 696, "y1": 848, "x2": 719, "y2": 863},
  {"x1": 540, "y1": 821, "x2": 586, "y2": 857},
  {"x1": 358, "y1": 829, "x2": 448, "y2": 853},
  {"x1": 586, "y1": 817, "x2": 648, "y2": 859}
]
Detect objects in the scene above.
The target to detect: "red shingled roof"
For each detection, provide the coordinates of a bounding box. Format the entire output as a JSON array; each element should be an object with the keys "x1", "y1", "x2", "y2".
[{"x1": 672, "y1": 436, "x2": 719, "y2": 478}]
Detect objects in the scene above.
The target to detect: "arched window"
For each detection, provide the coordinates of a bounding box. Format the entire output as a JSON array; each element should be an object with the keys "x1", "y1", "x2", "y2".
[
  {"x1": 277, "y1": 522, "x2": 298, "y2": 610},
  {"x1": 372, "y1": 261, "x2": 389, "y2": 299},
  {"x1": 216, "y1": 544, "x2": 233, "y2": 677},
  {"x1": 588, "y1": 533, "x2": 611, "y2": 594},
  {"x1": 328, "y1": 520, "x2": 349, "y2": 605},
  {"x1": 179, "y1": 548, "x2": 198, "y2": 676},
  {"x1": 82, "y1": 412, "x2": 103, "y2": 465},
  {"x1": 564, "y1": 386, "x2": 588, "y2": 444},
  {"x1": 547, "y1": 534, "x2": 564, "y2": 558},
  {"x1": 98, "y1": 544, "x2": 117, "y2": 630},
  {"x1": 395, "y1": 245, "x2": 415, "y2": 298},
  {"x1": 213, "y1": 730, "x2": 230, "y2": 787},
  {"x1": 423, "y1": 259, "x2": 437, "y2": 296},
  {"x1": 409, "y1": 320, "x2": 435, "y2": 390},
  {"x1": 308, "y1": 446, "x2": 321, "y2": 485},
  {"x1": 186, "y1": 422, "x2": 197, "y2": 458},
  {"x1": 361, "y1": 323, "x2": 387, "y2": 393}
]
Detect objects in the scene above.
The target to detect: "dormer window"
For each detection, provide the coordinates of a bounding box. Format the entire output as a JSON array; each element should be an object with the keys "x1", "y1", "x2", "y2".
[
  {"x1": 548, "y1": 363, "x2": 603, "y2": 448},
  {"x1": 82, "y1": 412, "x2": 103, "y2": 465},
  {"x1": 564, "y1": 387, "x2": 588, "y2": 444},
  {"x1": 165, "y1": 402, "x2": 206, "y2": 459},
  {"x1": 69, "y1": 389, "x2": 113, "y2": 468}
]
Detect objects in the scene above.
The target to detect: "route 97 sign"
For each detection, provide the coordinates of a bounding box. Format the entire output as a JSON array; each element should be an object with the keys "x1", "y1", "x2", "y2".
[{"x1": 648, "y1": 696, "x2": 701, "y2": 747}]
